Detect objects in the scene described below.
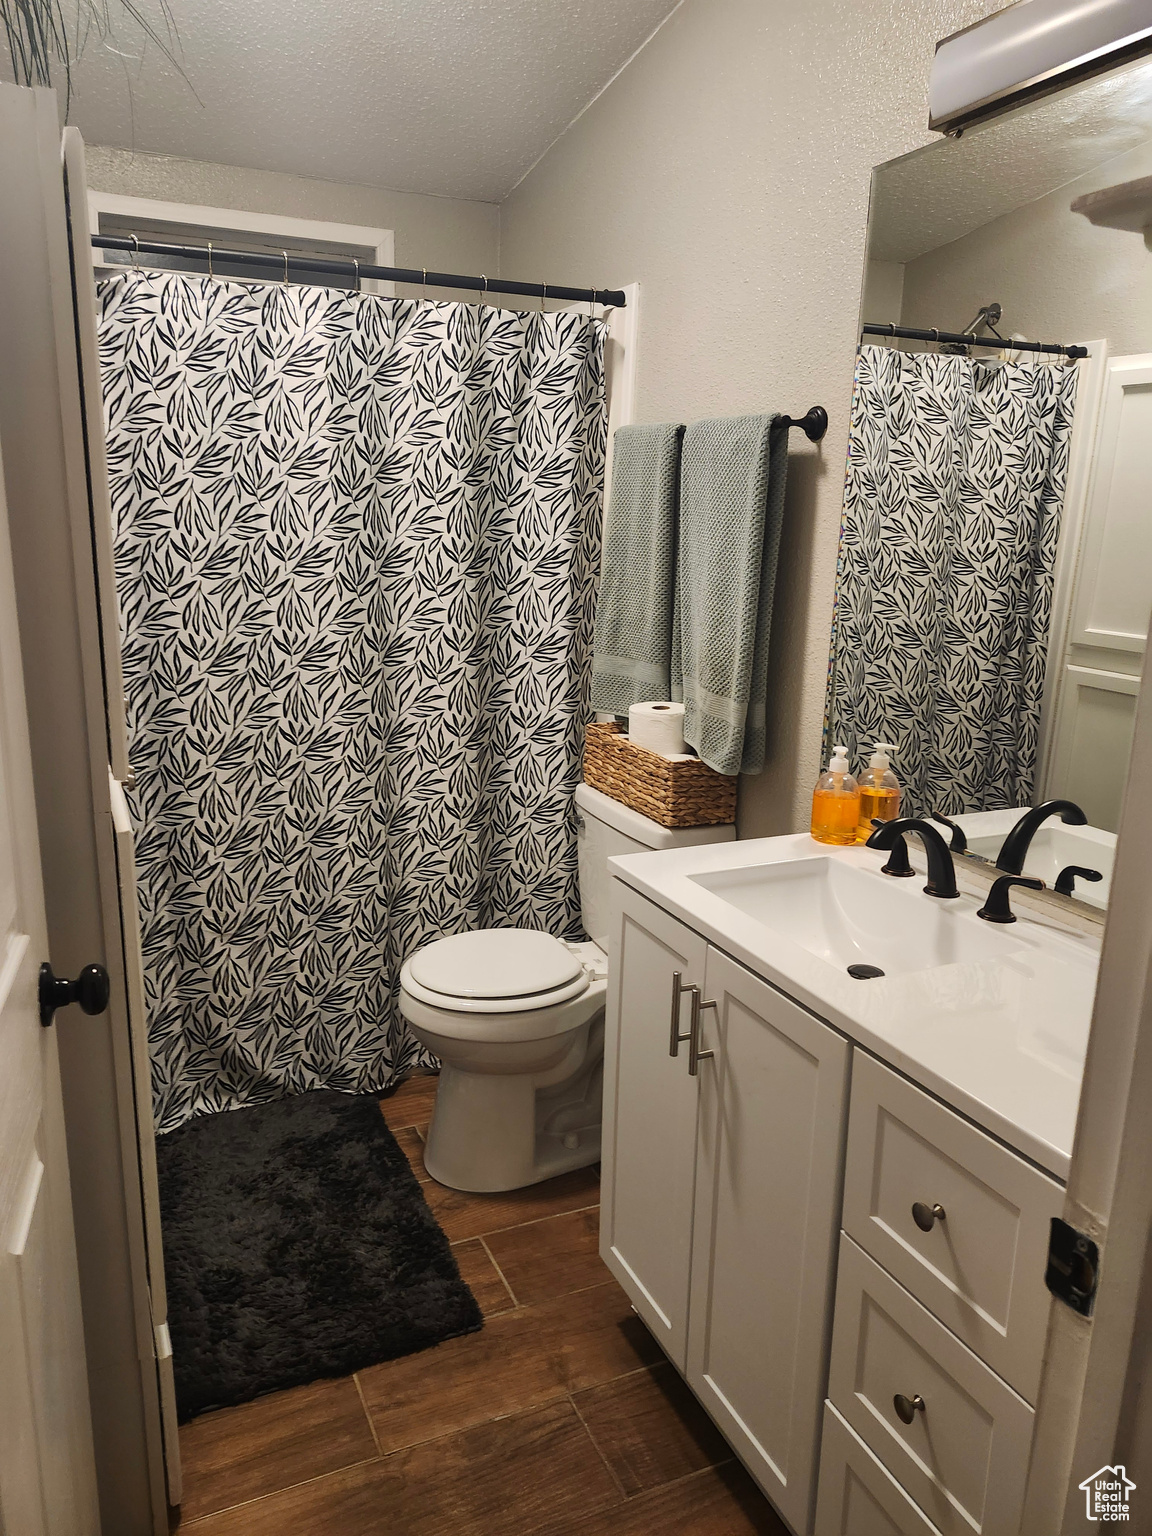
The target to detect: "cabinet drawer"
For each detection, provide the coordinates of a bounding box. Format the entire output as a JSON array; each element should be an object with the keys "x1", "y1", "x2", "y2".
[
  {"x1": 843, "y1": 1052, "x2": 1062, "y2": 1401},
  {"x1": 829, "y1": 1236, "x2": 1034, "y2": 1536},
  {"x1": 815, "y1": 1402, "x2": 944, "y2": 1536}
]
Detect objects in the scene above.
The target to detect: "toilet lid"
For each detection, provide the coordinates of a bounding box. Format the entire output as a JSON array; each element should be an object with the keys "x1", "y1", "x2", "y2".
[{"x1": 407, "y1": 928, "x2": 586, "y2": 1002}]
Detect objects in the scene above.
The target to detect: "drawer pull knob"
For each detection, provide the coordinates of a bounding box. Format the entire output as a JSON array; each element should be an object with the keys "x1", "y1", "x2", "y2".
[
  {"x1": 912, "y1": 1201, "x2": 946, "y2": 1232},
  {"x1": 893, "y1": 1393, "x2": 926, "y2": 1424}
]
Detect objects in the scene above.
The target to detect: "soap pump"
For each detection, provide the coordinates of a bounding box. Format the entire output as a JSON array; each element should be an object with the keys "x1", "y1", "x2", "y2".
[
  {"x1": 811, "y1": 744, "x2": 860, "y2": 846},
  {"x1": 856, "y1": 742, "x2": 901, "y2": 843}
]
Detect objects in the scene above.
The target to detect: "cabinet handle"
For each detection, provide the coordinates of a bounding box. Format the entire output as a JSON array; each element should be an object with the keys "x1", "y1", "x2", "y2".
[
  {"x1": 689, "y1": 997, "x2": 716, "y2": 1076},
  {"x1": 893, "y1": 1393, "x2": 926, "y2": 1425},
  {"x1": 669, "y1": 971, "x2": 695, "y2": 1057},
  {"x1": 912, "y1": 1201, "x2": 946, "y2": 1232}
]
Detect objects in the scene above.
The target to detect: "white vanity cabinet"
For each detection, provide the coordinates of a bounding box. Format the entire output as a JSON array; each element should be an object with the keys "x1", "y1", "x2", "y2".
[
  {"x1": 601, "y1": 882, "x2": 850, "y2": 1534},
  {"x1": 603, "y1": 869, "x2": 1071, "y2": 1536}
]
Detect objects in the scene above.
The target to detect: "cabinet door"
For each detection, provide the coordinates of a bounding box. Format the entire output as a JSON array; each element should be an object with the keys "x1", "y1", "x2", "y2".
[
  {"x1": 687, "y1": 945, "x2": 850, "y2": 1535},
  {"x1": 600, "y1": 881, "x2": 708, "y2": 1370}
]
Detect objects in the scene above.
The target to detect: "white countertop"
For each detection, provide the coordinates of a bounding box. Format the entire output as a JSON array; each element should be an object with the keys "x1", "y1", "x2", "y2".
[{"x1": 609, "y1": 832, "x2": 1102, "y2": 1181}]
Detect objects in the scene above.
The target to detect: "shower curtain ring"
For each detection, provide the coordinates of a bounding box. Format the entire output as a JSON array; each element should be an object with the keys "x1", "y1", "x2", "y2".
[
  {"x1": 282, "y1": 250, "x2": 289, "y2": 285},
  {"x1": 129, "y1": 233, "x2": 139, "y2": 268},
  {"x1": 540, "y1": 281, "x2": 547, "y2": 313},
  {"x1": 352, "y1": 257, "x2": 360, "y2": 294},
  {"x1": 422, "y1": 268, "x2": 427, "y2": 302},
  {"x1": 931, "y1": 328, "x2": 939, "y2": 342},
  {"x1": 206, "y1": 240, "x2": 214, "y2": 280},
  {"x1": 480, "y1": 274, "x2": 488, "y2": 303}
]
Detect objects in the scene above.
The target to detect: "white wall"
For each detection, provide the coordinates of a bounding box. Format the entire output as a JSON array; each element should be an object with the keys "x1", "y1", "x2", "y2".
[
  {"x1": 862, "y1": 259, "x2": 907, "y2": 328},
  {"x1": 900, "y1": 137, "x2": 1152, "y2": 358},
  {"x1": 84, "y1": 144, "x2": 500, "y2": 302},
  {"x1": 500, "y1": 0, "x2": 1001, "y2": 836}
]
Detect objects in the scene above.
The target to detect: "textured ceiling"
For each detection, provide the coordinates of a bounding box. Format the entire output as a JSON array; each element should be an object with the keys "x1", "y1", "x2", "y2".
[
  {"x1": 58, "y1": 0, "x2": 681, "y2": 203},
  {"x1": 871, "y1": 55, "x2": 1152, "y2": 263}
]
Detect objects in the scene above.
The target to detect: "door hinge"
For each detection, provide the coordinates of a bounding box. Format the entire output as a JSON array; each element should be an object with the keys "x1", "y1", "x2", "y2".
[{"x1": 1045, "y1": 1217, "x2": 1099, "y2": 1316}]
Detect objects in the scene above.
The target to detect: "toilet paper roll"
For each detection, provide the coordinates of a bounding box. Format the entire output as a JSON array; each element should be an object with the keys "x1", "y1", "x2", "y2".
[{"x1": 628, "y1": 700, "x2": 687, "y2": 757}]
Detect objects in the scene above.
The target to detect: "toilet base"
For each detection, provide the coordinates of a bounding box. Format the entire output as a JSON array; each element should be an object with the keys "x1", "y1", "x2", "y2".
[{"x1": 422, "y1": 1043, "x2": 603, "y2": 1194}]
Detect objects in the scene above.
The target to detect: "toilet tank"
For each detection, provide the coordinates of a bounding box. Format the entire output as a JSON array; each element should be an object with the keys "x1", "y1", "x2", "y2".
[{"x1": 574, "y1": 781, "x2": 736, "y2": 951}]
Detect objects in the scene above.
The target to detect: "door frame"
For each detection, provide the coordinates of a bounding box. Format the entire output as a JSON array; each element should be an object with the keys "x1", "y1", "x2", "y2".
[{"x1": 1023, "y1": 578, "x2": 1152, "y2": 1528}]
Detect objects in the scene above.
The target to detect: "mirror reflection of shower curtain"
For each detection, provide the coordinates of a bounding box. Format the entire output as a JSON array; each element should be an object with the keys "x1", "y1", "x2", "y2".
[
  {"x1": 98, "y1": 272, "x2": 606, "y2": 1132},
  {"x1": 828, "y1": 345, "x2": 1078, "y2": 818}
]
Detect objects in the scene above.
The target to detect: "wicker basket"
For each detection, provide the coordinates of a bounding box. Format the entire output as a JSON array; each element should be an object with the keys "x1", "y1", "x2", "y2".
[{"x1": 583, "y1": 721, "x2": 737, "y2": 829}]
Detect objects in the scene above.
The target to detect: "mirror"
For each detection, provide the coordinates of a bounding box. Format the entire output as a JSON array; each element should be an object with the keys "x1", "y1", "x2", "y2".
[{"x1": 826, "y1": 55, "x2": 1152, "y2": 916}]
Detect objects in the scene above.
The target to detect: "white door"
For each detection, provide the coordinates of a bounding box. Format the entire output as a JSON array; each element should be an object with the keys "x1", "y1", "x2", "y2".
[
  {"x1": 61, "y1": 128, "x2": 182, "y2": 1507},
  {"x1": 0, "y1": 441, "x2": 101, "y2": 1533},
  {"x1": 600, "y1": 881, "x2": 707, "y2": 1369},
  {"x1": 686, "y1": 945, "x2": 850, "y2": 1536},
  {"x1": 1046, "y1": 353, "x2": 1152, "y2": 830}
]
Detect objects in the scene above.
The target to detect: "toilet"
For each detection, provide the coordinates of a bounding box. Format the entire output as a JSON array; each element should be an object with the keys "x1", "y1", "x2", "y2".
[{"x1": 399, "y1": 782, "x2": 736, "y2": 1192}]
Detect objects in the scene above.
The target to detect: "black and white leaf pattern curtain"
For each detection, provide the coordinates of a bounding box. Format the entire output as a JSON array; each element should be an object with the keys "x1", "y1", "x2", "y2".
[
  {"x1": 829, "y1": 345, "x2": 1078, "y2": 816},
  {"x1": 99, "y1": 272, "x2": 606, "y2": 1132}
]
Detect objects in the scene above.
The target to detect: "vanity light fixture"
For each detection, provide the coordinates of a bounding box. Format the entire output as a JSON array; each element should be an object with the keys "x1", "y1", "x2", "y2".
[{"x1": 930, "y1": 0, "x2": 1152, "y2": 135}]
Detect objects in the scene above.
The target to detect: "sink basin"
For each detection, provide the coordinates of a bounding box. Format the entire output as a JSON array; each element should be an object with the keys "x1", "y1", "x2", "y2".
[
  {"x1": 689, "y1": 857, "x2": 1016, "y2": 977},
  {"x1": 965, "y1": 823, "x2": 1115, "y2": 909}
]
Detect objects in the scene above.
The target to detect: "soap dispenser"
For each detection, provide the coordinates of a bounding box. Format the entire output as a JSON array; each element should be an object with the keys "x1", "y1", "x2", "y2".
[
  {"x1": 811, "y1": 744, "x2": 860, "y2": 846},
  {"x1": 856, "y1": 742, "x2": 901, "y2": 843}
]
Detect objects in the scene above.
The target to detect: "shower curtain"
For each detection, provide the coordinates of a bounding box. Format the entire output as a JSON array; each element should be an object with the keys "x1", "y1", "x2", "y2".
[
  {"x1": 829, "y1": 344, "x2": 1078, "y2": 817},
  {"x1": 99, "y1": 271, "x2": 606, "y2": 1132}
]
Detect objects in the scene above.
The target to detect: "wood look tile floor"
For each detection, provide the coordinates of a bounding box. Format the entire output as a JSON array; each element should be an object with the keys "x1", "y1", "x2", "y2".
[{"x1": 178, "y1": 1074, "x2": 788, "y2": 1535}]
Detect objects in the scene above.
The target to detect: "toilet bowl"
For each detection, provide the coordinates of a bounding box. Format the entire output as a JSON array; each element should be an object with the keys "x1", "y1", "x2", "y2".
[
  {"x1": 400, "y1": 929, "x2": 607, "y2": 1192},
  {"x1": 398, "y1": 782, "x2": 737, "y2": 1192}
]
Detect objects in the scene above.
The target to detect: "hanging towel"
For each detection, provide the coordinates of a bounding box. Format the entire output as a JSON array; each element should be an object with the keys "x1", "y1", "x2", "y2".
[
  {"x1": 672, "y1": 414, "x2": 789, "y2": 775},
  {"x1": 590, "y1": 422, "x2": 684, "y2": 713}
]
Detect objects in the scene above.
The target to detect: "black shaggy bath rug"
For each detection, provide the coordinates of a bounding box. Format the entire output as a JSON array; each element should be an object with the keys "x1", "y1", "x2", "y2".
[{"x1": 154, "y1": 1090, "x2": 482, "y2": 1421}]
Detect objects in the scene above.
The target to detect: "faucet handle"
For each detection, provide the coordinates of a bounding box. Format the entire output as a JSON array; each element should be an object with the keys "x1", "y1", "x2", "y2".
[
  {"x1": 1054, "y1": 865, "x2": 1103, "y2": 898},
  {"x1": 930, "y1": 810, "x2": 968, "y2": 854},
  {"x1": 977, "y1": 874, "x2": 1044, "y2": 924}
]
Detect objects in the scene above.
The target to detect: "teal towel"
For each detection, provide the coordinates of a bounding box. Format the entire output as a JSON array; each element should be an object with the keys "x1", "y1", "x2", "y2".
[
  {"x1": 672, "y1": 415, "x2": 789, "y2": 775},
  {"x1": 590, "y1": 422, "x2": 684, "y2": 714}
]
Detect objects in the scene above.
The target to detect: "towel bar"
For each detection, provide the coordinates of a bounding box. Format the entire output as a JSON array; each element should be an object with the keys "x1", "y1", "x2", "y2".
[{"x1": 776, "y1": 406, "x2": 828, "y2": 442}]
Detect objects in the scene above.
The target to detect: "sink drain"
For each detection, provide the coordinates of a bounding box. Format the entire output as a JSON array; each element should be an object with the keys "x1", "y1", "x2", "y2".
[{"x1": 847, "y1": 963, "x2": 885, "y2": 979}]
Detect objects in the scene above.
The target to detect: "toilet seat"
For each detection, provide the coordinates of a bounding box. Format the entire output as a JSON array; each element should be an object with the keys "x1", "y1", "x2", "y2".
[
  {"x1": 401, "y1": 928, "x2": 592, "y2": 1014},
  {"x1": 399, "y1": 975, "x2": 607, "y2": 1045}
]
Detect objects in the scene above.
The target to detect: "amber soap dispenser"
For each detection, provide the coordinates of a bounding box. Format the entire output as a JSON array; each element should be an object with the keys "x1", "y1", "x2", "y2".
[
  {"x1": 810, "y1": 744, "x2": 860, "y2": 846},
  {"x1": 856, "y1": 742, "x2": 901, "y2": 842}
]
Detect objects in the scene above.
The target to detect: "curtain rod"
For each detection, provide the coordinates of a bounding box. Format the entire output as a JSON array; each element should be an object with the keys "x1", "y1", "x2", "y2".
[
  {"x1": 862, "y1": 322, "x2": 1087, "y2": 359},
  {"x1": 91, "y1": 234, "x2": 627, "y2": 308}
]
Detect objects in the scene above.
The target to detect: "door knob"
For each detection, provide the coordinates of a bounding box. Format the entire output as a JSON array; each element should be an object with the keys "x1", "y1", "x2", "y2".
[
  {"x1": 912, "y1": 1201, "x2": 946, "y2": 1232},
  {"x1": 893, "y1": 1393, "x2": 926, "y2": 1424},
  {"x1": 39, "y1": 962, "x2": 110, "y2": 1027}
]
